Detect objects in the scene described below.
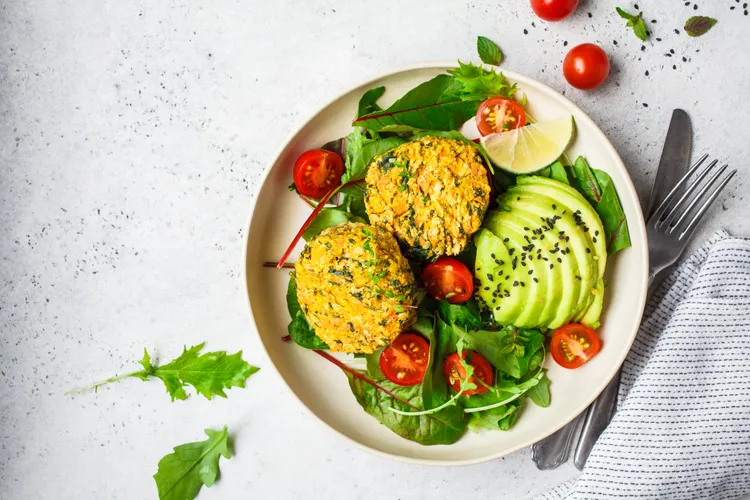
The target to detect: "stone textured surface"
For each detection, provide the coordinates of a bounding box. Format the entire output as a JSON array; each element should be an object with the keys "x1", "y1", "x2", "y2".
[{"x1": 1, "y1": 0, "x2": 748, "y2": 498}]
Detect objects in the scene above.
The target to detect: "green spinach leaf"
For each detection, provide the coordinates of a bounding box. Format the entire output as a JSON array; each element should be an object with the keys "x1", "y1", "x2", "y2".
[
  {"x1": 467, "y1": 401, "x2": 521, "y2": 432},
  {"x1": 526, "y1": 372, "x2": 551, "y2": 408},
  {"x1": 352, "y1": 74, "x2": 477, "y2": 133},
  {"x1": 569, "y1": 156, "x2": 631, "y2": 255},
  {"x1": 535, "y1": 160, "x2": 571, "y2": 185},
  {"x1": 302, "y1": 208, "x2": 363, "y2": 241},
  {"x1": 462, "y1": 326, "x2": 545, "y2": 379},
  {"x1": 286, "y1": 277, "x2": 329, "y2": 350}
]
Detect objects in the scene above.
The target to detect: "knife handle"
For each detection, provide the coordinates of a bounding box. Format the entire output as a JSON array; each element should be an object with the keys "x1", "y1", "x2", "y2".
[{"x1": 573, "y1": 369, "x2": 621, "y2": 470}]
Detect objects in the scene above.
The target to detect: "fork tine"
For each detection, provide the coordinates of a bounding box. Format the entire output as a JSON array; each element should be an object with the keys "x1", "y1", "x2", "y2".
[
  {"x1": 668, "y1": 164, "x2": 728, "y2": 233},
  {"x1": 659, "y1": 159, "x2": 719, "y2": 226},
  {"x1": 678, "y1": 169, "x2": 737, "y2": 241},
  {"x1": 651, "y1": 154, "x2": 709, "y2": 224}
]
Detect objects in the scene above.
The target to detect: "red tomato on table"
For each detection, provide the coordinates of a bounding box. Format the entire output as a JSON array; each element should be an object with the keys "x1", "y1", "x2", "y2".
[
  {"x1": 563, "y1": 44, "x2": 611, "y2": 90},
  {"x1": 530, "y1": 0, "x2": 579, "y2": 22}
]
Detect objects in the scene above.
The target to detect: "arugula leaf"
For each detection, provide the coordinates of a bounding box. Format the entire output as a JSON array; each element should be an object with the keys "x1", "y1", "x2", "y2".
[
  {"x1": 684, "y1": 16, "x2": 717, "y2": 37},
  {"x1": 67, "y1": 345, "x2": 259, "y2": 401},
  {"x1": 616, "y1": 7, "x2": 648, "y2": 41},
  {"x1": 447, "y1": 61, "x2": 517, "y2": 102},
  {"x1": 477, "y1": 36, "x2": 504, "y2": 66},
  {"x1": 526, "y1": 372, "x2": 551, "y2": 407},
  {"x1": 357, "y1": 86, "x2": 385, "y2": 118},
  {"x1": 569, "y1": 156, "x2": 632, "y2": 255},
  {"x1": 154, "y1": 426, "x2": 231, "y2": 500},
  {"x1": 352, "y1": 74, "x2": 477, "y2": 133},
  {"x1": 302, "y1": 207, "x2": 363, "y2": 241},
  {"x1": 286, "y1": 277, "x2": 329, "y2": 350},
  {"x1": 467, "y1": 401, "x2": 521, "y2": 432}
]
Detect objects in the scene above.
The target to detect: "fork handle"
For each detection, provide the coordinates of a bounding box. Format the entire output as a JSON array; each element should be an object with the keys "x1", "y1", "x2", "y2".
[{"x1": 573, "y1": 370, "x2": 621, "y2": 470}]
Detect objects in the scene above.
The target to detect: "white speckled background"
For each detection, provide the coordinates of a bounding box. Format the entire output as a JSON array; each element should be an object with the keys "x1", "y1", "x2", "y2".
[{"x1": 1, "y1": 0, "x2": 748, "y2": 498}]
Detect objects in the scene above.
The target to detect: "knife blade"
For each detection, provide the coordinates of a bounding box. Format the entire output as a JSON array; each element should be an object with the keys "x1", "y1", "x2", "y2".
[
  {"x1": 571, "y1": 109, "x2": 693, "y2": 471},
  {"x1": 645, "y1": 109, "x2": 693, "y2": 218}
]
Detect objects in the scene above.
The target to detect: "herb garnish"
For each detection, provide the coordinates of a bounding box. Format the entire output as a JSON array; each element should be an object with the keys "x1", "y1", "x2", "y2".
[
  {"x1": 684, "y1": 16, "x2": 717, "y2": 37},
  {"x1": 477, "y1": 36, "x2": 504, "y2": 66},
  {"x1": 616, "y1": 7, "x2": 648, "y2": 41}
]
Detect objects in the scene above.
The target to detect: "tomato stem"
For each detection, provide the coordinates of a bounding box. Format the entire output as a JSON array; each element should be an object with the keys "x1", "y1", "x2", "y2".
[{"x1": 276, "y1": 179, "x2": 365, "y2": 269}]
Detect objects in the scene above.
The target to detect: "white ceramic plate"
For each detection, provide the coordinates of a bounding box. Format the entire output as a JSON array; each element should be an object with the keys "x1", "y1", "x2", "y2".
[{"x1": 244, "y1": 63, "x2": 648, "y2": 465}]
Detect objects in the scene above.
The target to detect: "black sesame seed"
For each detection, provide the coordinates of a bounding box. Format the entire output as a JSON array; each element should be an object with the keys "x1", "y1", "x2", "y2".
[
  {"x1": 533, "y1": 278, "x2": 539, "y2": 283},
  {"x1": 593, "y1": 237, "x2": 598, "y2": 243},
  {"x1": 484, "y1": 286, "x2": 490, "y2": 291},
  {"x1": 693, "y1": 4, "x2": 697, "y2": 9},
  {"x1": 643, "y1": 102, "x2": 649, "y2": 107},
  {"x1": 634, "y1": 3, "x2": 639, "y2": 8},
  {"x1": 613, "y1": 40, "x2": 618, "y2": 45},
  {"x1": 552, "y1": 204, "x2": 557, "y2": 210},
  {"x1": 575, "y1": 276, "x2": 582, "y2": 281},
  {"x1": 549, "y1": 264, "x2": 554, "y2": 270},
  {"x1": 506, "y1": 275, "x2": 510, "y2": 281},
  {"x1": 674, "y1": 29, "x2": 680, "y2": 35},
  {"x1": 645, "y1": 70, "x2": 650, "y2": 76},
  {"x1": 586, "y1": 248, "x2": 591, "y2": 254},
  {"x1": 513, "y1": 281, "x2": 519, "y2": 287},
  {"x1": 656, "y1": 37, "x2": 662, "y2": 42},
  {"x1": 504, "y1": 238, "x2": 510, "y2": 243},
  {"x1": 588, "y1": 12, "x2": 592, "y2": 18},
  {"x1": 528, "y1": 270, "x2": 533, "y2": 275},
  {"x1": 563, "y1": 40, "x2": 568, "y2": 46},
  {"x1": 557, "y1": 257, "x2": 562, "y2": 263},
  {"x1": 520, "y1": 282, "x2": 526, "y2": 287},
  {"x1": 487, "y1": 274, "x2": 494, "y2": 281},
  {"x1": 595, "y1": 230, "x2": 599, "y2": 236},
  {"x1": 523, "y1": 28, "x2": 528, "y2": 35}
]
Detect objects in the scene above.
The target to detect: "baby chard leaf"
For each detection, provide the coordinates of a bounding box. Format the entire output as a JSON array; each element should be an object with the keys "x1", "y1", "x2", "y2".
[
  {"x1": 684, "y1": 16, "x2": 717, "y2": 37},
  {"x1": 477, "y1": 36, "x2": 504, "y2": 66},
  {"x1": 154, "y1": 426, "x2": 231, "y2": 500},
  {"x1": 66, "y1": 345, "x2": 259, "y2": 401}
]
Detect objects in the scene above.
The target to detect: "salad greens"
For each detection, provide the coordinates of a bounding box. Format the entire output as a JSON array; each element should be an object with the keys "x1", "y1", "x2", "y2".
[
  {"x1": 66, "y1": 344, "x2": 259, "y2": 401},
  {"x1": 282, "y1": 47, "x2": 632, "y2": 446},
  {"x1": 154, "y1": 426, "x2": 232, "y2": 500}
]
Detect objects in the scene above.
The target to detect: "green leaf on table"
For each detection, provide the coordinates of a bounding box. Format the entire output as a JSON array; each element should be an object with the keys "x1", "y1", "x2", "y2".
[
  {"x1": 286, "y1": 277, "x2": 329, "y2": 350},
  {"x1": 66, "y1": 345, "x2": 259, "y2": 401},
  {"x1": 447, "y1": 61, "x2": 517, "y2": 102},
  {"x1": 357, "y1": 86, "x2": 385, "y2": 118},
  {"x1": 569, "y1": 156, "x2": 632, "y2": 255},
  {"x1": 153, "y1": 426, "x2": 231, "y2": 500},
  {"x1": 477, "y1": 36, "x2": 504, "y2": 66},
  {"x1": 616, "y1": 7, "x2": 648, "y2": 41},
  {"x1": 684, "y1": 16, "x2": 717, "y2": 37},
  {"x1": 352, "y1": 74, "x2": 477, "y2": 133}
]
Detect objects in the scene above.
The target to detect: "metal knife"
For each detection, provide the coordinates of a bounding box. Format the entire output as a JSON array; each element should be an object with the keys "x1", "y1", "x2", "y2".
[
  {"x1": 531, "y1": 109, "x2": 693, "y2": 471},
  {"x1": 571, "y1": 109, "x2": 693, "y2": 471}
]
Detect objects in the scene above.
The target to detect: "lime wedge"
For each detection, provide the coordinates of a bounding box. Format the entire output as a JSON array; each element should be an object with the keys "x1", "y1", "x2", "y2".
[{"x1": 480, "y1": 116, "x2": 576, "y2": 174}]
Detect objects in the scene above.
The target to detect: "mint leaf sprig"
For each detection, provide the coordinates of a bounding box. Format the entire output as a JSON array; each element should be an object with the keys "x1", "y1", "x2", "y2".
[
  {"x1": 477, "y1": 36, "x2": 504, "y2": 66},
  {"x1": 66, "y1": 343, "x2": 259, "y2": 401},
  {"x1": 616, "y1": 7, "x2": 648, "y2": 41}
]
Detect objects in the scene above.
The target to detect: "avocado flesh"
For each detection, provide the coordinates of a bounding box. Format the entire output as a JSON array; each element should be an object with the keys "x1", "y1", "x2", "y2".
[
  {"x1": 502, "y1": 187, "x2": 596, "y2": 320},
  {"x1": 485, "y1": 207, "x2": 568, "y2": 328},
  {"x1": 474, "y1": 228, "x2": 530, "y2": 324},
  {"x1": 516, "y1": 176, "x2": 607, "y2": 277},
  {"x1": 475, "y1": 176, "x2": 608, "y2": 330},
  {"x1": 483, "y1": 211, "x2": 553, "y2": 328}
]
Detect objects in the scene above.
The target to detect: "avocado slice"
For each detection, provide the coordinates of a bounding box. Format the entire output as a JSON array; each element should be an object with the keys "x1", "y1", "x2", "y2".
[
  {"x1": 503, "y1": 187, "x2": 596, "y2": 321},
  {"x1": 474, "y1": 228, "x2": 530, "y2": 323},
  {"x1": 483, "y1": 211, "x2": 552, "y2": 328},
  {"x1": 577, "y1": 278, "x2": 604, "y2": 329},
  {"x1": 516, "y1": 176, "x2": 607, "y2": 278}
]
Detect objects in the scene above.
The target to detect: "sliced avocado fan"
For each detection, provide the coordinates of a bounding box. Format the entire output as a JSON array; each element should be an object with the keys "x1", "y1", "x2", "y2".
[{"x1": 474, "y1": 176, "x2": 607, "y2": 330}]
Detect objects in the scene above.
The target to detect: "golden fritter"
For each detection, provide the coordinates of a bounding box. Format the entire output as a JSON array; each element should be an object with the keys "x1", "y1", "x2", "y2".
[
  {"x1": 365, "y1": 137, "x2": 491, "y2": 260},
  {"x1": 294, "y1": 222, "x2": 417, "y2": 353}
]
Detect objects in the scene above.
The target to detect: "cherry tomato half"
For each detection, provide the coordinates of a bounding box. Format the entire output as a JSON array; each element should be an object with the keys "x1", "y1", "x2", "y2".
[
  {"x1": 293, "y1": 149, "x2": 345, "y2": 199},
  {"x1": 550, "y1": 323, "x2": 601, "y2": 369},
  {"x1": 379, "y1": 333, "x2": 430, "y2": 386},
  {"x1": 530, "y1": 0, "x2": 579, "y2": 22},
  {"x1": 422, "y1": 257, "x2": 474, "y2": 304},
  {"x1": 563, "y1": 43, "x2": 611, "y2": 90},
  {"x1": 443, "y1": 351, "x2": 494, "y2": 396},
  {"x1": 476, "y1": 97, "x2": 527, "y2": 137}
]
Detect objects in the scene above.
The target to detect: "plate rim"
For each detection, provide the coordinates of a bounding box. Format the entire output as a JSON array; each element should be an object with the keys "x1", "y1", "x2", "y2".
[{"x1": 242, "y1": 61, "x2": 649, "y2": 466}]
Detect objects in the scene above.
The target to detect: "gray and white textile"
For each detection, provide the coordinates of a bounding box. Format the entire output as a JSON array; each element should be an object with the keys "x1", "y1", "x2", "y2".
[{"x1": 537, "y1": 231, "x2": 750, "y2": 500}]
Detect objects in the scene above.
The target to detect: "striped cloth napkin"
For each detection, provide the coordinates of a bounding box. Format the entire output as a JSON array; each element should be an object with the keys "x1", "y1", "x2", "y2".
[{"x1": 537, "y1": 231, "x2": 750, "y2": 500}]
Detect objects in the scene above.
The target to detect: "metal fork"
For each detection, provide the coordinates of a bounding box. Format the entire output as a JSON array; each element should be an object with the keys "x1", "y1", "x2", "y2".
[
  {"x1": 647, "y1": 153, "x2": 737, "y2": 286},
  {"x1": 568, "y1": 154, "x2": 737, "y2": 470}
]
